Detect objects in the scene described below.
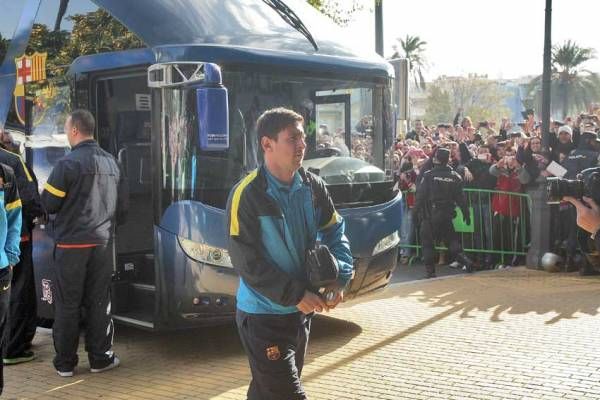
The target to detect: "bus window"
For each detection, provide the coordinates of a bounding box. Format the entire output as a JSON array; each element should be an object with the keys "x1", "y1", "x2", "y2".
[
  {"x1": 4, "y1": 0, "x2": 144, "y2": 131},
  {"x1": 158, "y1": 66, "x2": 394, "y2": 211}
]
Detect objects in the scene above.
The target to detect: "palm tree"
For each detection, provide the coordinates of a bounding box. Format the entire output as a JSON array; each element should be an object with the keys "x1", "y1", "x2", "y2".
[
  {"x1": 528, "y1": 40, "x2": 600, "y2": 119},
  {"x1": 391, "y1": 35, "x2": 427, "y2": 90}
]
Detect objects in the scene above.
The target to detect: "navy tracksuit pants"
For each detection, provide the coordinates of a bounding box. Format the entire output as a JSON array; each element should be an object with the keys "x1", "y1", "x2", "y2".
[
  {"x1": 3, "y1": 240, "x2": 36, "y2": 358},
  {"x1": 52, "y1": 244, "x2": 114, "y2": 372},
  {"x1": 236, "y1": 309, "x2": 311, "y2": 400},
  {"x1": 0, "y1": 267, "x2": 13, "y2": 395}
]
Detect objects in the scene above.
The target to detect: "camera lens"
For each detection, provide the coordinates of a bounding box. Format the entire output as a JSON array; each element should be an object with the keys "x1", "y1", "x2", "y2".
[
  {"x1": 546, "y1": 177, "x2": 585, "y2": 204},
  {"x1": 582, "y1": 168, "x2": 600, "y2": 203}
]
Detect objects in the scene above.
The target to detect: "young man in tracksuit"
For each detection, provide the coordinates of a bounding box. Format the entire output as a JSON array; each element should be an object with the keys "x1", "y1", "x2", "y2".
[
  {"x1": 227, "y1": 108, "x2": 354, "y2": 400},
  {"x1": 0, "y1": 129, "x2": 45, "y2": 365},
  {"x1": 0, "y1": 162, "x2": 23, "y2": 394},
  {"x1": 41, "y1": 110, "x2": 128, "y2": 377}
]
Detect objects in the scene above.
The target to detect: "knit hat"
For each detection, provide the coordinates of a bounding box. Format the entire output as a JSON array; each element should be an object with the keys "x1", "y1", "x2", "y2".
[{"x1": 558, "y1": 125, "x2": 572, "y2": 136}]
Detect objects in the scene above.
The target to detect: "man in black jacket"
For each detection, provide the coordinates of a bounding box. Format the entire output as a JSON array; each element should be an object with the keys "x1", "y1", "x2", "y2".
[
  {"x1": 41, "y1": 110, "x2": 128, "y2": 377},
  {"x1": 0, "y1": 129, "x2": 45, "y2": 365},
  {"x1": 413, "y1": 148, "x2": 475, "y2": 278}
]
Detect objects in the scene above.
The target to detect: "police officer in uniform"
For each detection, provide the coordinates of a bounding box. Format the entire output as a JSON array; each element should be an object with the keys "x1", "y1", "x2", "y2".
[
  {"x1": 414, "y1": 148, "x2": 474, "y2": 278},
  {"x1": 562, "y1": 131, "x2": 600, "y2": 178},
  {"x1": 0, "y1": 129, "x2": 45, "y2": 365},
  {"x1": 41, "y1": 110, "x2": 128, "y2": 377}
]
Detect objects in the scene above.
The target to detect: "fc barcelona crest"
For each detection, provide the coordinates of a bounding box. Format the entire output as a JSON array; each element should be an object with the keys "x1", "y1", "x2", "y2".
[
  {"x1": 266, "y1": 345, "x2": 281, "y2": 361},
  {"x1": 13, "y1": 52, "x2": 47, "y2": 125}
]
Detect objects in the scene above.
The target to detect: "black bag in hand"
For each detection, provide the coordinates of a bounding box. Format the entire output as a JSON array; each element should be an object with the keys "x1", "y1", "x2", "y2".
[{"x1": 305, "y1": 244, "x2": 339, "y2": 290}]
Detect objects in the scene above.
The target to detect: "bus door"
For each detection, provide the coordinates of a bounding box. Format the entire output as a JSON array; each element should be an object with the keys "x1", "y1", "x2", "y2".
[{"x1": 94, "y1": 72, "x2": 156, "y2": 328}]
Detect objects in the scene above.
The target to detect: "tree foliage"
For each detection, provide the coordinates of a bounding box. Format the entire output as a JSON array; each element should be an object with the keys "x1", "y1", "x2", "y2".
[
  {"x1": 306, "y1": 0, "x2": 363, "y2": 26},
  {"x1": 8, "y1": 9, "x2": 144, "y2": 128},
  {"x1": 424, "y1": 75, "x2": 511, "y2": 125},
  {"x1": 25, "y1": 9, "x2": 144, "y2": 78},
  {"x1": 390, "y1": 35, "x2": 427, "y2": 90},
  {"x1": 527, "y1": 40, "x2": 600, "y2": 118},
  {"x1": 423, "y1": 85, "x2": 452, "y2": 124}
]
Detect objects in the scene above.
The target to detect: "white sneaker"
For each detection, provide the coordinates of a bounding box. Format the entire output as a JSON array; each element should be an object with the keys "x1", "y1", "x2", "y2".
[
  {"x1": 90, "y1": 356, "x2": 120, "y2": 373},
  {"x1": 56, "y1": 370, "x2": 74, "y2": 377},
  {"x1": 449, "y1": 261, "x2": 461, "y2": 269}
]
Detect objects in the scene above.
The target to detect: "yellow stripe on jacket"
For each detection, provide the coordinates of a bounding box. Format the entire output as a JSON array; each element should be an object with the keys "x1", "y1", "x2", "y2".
[
  {"x1": 44, "y1": 183, "x2": 66, "y2": 198},
  {"x1": 229, "y1": 170, "x2": 258, "y2": 236}
]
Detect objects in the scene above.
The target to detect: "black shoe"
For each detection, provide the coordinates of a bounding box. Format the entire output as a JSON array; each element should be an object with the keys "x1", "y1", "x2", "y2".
[
  {"x1": 4, "y1": 350, "x2": 36, "y2": 365},
  {"x1": 462, "y1": 264, "x2": 474, "y2": 273},
  {"x1": 424, "y1": 266, "x2": 436, "y2": 279},
  {"x1": 90, "y1": 356, "x2": 120, "y2": 373}
]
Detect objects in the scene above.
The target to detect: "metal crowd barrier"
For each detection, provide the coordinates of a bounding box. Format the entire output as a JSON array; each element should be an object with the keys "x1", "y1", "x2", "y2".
[{"x1": 399, "y1": 188, "x2": 532, "y2": 266}]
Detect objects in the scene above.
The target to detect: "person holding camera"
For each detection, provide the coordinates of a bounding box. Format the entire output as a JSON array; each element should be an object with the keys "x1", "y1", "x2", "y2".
[
  {"x1": 227, "y1": 108, "x2": 354, "y2": 400},
  {"x1": 564, "y1": 196, "x2": 600, "y2": 252},
  {"x1": 413, "y1": 148, "x2": 475, "y2": 278},
  {"x1": 489, "y1": 146, "x2": 531, "y2": 266},
  {"x1": 561, "y1": 131, "x2": 600, "y2": 268}
]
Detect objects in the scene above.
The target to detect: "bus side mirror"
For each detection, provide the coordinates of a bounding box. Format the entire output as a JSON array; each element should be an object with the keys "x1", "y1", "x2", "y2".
[{"x1": 196, "y1": 63, "x2": 229, "y2": 151}]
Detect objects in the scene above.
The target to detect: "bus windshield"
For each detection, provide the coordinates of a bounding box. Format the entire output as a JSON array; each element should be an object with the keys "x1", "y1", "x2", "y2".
[{"x1": 160, "y1": 66, "x2": 394, "y2": 211}]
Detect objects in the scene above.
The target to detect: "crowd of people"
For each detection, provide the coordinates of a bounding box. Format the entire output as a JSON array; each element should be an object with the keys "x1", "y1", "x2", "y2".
[
  {"x1": 390, "y1": 107, "x2": 600, "y2": 272},
  {"x1": 314, "y1": 116, "x2": 375, "y2": 163}
]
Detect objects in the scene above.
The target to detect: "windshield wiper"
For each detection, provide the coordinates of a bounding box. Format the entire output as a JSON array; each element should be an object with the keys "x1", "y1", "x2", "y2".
[{"x1": 262, "y1": 0, "x2": 319, "y2": 51}]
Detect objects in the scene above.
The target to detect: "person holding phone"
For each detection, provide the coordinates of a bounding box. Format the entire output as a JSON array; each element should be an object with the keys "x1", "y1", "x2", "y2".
[{"x1": 462, "y1": 145, "x2": 497, "y2": 268}]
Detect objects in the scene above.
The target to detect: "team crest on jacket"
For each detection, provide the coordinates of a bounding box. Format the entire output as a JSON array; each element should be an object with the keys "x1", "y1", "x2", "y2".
[
  {"x1": 266, "y1": 345, "x2": 281, "y2": 361},
  {"x1": 41, "y1": 279, "x2": 53, "y2": 304}
]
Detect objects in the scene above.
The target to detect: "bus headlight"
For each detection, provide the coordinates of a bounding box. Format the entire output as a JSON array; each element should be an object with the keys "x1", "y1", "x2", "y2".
[
  {"x1": 178, "y1": 237, "x2": 233, "y2": 268},
  {"x1": 372, "y1": 231, "x2": 400, "y2": 256}
]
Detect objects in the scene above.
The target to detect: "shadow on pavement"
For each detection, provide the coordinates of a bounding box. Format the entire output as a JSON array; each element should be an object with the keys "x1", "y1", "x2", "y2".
[{"x1": 368, "y1": 267, "x2": 600, "y2": 325}]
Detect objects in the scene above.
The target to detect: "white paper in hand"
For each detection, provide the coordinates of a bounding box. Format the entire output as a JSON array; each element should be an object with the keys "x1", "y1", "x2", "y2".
[{"x1": 546, "y1": 161, "x2": 567, "y2": 178}]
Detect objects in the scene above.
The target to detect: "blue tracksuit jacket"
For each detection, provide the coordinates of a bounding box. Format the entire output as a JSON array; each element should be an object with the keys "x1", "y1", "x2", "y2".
[{"x1": 227, "y1": 165, "x2": 353, "y2": 314}]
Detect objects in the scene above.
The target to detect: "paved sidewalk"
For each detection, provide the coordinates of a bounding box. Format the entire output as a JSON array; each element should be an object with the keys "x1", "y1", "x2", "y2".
[{"x1": 4, "y1": 267, "x2": 600, "y2": 400}]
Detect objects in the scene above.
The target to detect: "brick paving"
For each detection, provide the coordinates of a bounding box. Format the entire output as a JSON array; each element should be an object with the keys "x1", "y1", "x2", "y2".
[{"x1": 4, "y1": 267, "x2": 600, "y2": 399}]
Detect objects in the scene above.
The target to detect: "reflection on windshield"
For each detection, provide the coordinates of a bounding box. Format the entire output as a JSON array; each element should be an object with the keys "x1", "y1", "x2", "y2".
[{"x1": 160, "y1": 68, "x2": 393, "y2": 210}]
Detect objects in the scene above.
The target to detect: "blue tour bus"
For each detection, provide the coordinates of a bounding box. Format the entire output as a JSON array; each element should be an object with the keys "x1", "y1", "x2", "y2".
[{"x1": 0, "y1": 0, "x2": 406, "y2": 330}]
